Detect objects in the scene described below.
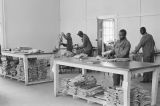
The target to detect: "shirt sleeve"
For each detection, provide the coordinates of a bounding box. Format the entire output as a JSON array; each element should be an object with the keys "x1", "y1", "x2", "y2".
[
  {"x1": 134, "y1": 36, "x2": 146, "y2": 53},
  {"x1": 110, "y1": 42, "x2": 116, "y2": 55},
  {"x1": 117, "y1": 42, "x2": 131, "y2": 58}
]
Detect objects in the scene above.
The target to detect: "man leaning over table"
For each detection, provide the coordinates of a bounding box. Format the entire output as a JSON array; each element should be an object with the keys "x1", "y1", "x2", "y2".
[{"x1": 132, "y1": 27, "x2": 155, "y2": 83}]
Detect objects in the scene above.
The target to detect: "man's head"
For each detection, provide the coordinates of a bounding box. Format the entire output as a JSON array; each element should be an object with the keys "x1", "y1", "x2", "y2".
[
  {"x1": 66, "y1": 33, "x2": 71, "y2": 37},
  {"x1": 77, "y1": 31, "x2": 83, "y2": 38},
  {"x1": 119, "y1": 29, "x2": 127, "y2": 40},
  {"x1": 140, "y1": 27, "x2": 147, "y2": 35}
]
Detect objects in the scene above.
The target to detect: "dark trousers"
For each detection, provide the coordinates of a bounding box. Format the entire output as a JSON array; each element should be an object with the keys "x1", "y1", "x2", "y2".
[
  {"x1": 113, "y1": 74, "x2": 123, "y2": 86},
  {"x1": 143, "y1": 55, "x2": 154, "y2": 81}
]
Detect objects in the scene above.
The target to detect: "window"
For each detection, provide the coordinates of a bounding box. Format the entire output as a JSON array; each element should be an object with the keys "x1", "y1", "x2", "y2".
[{"x1": 102, "y1": 19, "x2": 115, "y2": 45}]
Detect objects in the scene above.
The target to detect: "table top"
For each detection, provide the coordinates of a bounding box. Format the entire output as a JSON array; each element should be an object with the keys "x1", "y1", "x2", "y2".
[
  {"x1": 54, "y1": 57, "x2": 160, "y2": 71},
  {"x1": 2, "y1": 51, "x2": 54, "y2": 56}
]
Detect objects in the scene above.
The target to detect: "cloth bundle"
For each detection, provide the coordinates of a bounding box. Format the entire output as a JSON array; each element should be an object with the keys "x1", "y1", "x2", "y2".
[
  {"x1": 1, "y1": 56, "x2": 18, "y2": 76},
  {"x1": 73, "y1": 53, "x2": 88, "y2": 59},
  {"x1": 28, "y1": 58, "x2": 38, "y2": 82},
  {"x1": 28, "y1": 58, "x2": 49, "y2": 82},
  {"x1": 68, "y1": 75, "x2": 97, "y2": 88},
  {"x1": 37, "y1": 59, "x2": 48, "y2": 80},
  {"x1": 104, "y1": 86, "x2": 151, "y2": 106},
  {"x1": 104, "y1": 87, "x2": 123, "y2": 106},
  {"x1": 130, "y1": 87, "x2": 151, "y2": 106},
  {"x1": 16, "y1": 59, "x2": 25, "y2": 80},
  {"x1": 77, "y1": 85, "x2": 104, "y2": 97},
  {"x1": 62, "y1": 75, "x2": 104, "y2": 97}
]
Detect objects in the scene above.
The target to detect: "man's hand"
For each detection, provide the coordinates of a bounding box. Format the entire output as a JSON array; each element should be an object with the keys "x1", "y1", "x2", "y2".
[{"x1": 61, "y1": 32, "x2": 65, "y2": 37}]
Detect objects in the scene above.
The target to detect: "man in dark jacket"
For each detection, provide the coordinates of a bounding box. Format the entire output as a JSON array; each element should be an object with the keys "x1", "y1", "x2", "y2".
[
  {"x1": 77, "y1": 31, "x2": 93, "y2": 56},
  {"x1": 133, "y1": 27, "x2": 155, "y2": 83},
  {"x1": 60, "y1": 32, "x2": 73, "y2": 52},
  {"x1": 102, "y1": 29, "x2": 131, "y2": 86}
]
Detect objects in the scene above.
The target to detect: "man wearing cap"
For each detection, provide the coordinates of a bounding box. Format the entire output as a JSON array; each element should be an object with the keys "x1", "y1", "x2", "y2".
[
  {"x1": 132, "y1": 27, "x2": 155, "y2": 83},
  {"x1": 60, "y1": 32, "x2": 73, "y2": 52},
  {"x1": 102, "y1": 29, "x2": 131, "y2": 86},
  {"x1": 77, "y1": 31, "x2": 93, "y2": 56}
]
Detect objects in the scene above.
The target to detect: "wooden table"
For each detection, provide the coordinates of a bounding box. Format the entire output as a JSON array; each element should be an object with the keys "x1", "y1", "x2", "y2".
[
  {"x1": 53, "y1": 57, "x2": 160, "y2": 106},
  {"x1": 1, "y1": 51, "x2": 54, "y2": 85}
]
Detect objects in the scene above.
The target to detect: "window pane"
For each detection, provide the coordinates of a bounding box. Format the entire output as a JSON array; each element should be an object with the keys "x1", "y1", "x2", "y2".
[{"x1": 103, "y1": 19, "x2": 115, "y2": 44}]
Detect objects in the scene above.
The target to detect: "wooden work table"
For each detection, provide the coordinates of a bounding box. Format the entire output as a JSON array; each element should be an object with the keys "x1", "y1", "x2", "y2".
[
  {"x1": 53, "y1": 57, "x2": 160, "y2": 106},
  {"x1": 1, "y1": 51, "x2": 54, "y2": 85}
]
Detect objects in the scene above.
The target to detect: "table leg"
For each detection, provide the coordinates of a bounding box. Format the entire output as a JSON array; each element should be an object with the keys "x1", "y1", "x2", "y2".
[
  {"x1": 123, "y1": 72, "x2": 131, "y2": 106},
  {"x1": 151, "y1": 68, "x2": 159, "y2": 106},
  {"x1": 49, "y1": 56, "x2": 54, "y2": 80},
  {"x1": 82, "y1": 68, "x2": 87, "y2": 75},
  {"x1": 53, "y1": 63, "x2": 59, "y2": 97},
  {"x1": 23, "y1": 57, "x2": 28, "y2": 85}
]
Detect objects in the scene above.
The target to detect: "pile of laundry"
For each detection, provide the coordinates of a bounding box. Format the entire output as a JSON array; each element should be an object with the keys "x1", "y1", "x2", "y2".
[
  {"x1": 73, "y1": 53, "x2": 88, "y2": 59},
  {"x1": 104, "y1": 86, "x2": 151, "y2": 106},
  {"x1": 16, "y1": 58, "x2": 25, "y2": 80},
  {"x1": 104, "y1": 87, "x2": 124, "y2": 106},
  {"x1": 1, "y1": 56, "x2": 19, "y2": 76},
  {"x1": 62, "y1": 75, "x2": 104, "y2": 97},
  {"x1": 28, "y1": 58, "x2": 49, "y2": 82},
  {"x1": 130, "y1": 87, "x2": 151, "y2": 106}
]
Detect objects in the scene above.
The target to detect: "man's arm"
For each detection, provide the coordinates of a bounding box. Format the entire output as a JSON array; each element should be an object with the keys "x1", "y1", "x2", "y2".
[
  {"x1": 133, "y1": 36, "x2": 145, "y2": 54},
  {"x1": 61, "y1": 32, "x2": 68, "y2": 40}
]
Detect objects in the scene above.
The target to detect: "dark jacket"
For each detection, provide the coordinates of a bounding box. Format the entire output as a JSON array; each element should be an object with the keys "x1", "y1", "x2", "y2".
[
  {"x1": 134, "y1": 33, "x2": 155, "y2": 59},
  {"x1": 62, "y1": 35, "x2": 73, "y2": 52},
  {"x1": 80, "y1": 34, "x2": 93, "y2": 53},
  {"x1": 111, "y1": 38, "x2": 131, "y2": 58}
]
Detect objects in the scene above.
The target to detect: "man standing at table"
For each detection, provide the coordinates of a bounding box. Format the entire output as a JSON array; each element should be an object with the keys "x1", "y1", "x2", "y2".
[
  {"x1": 133, "y1": 27, "x2": 155, "y2": 83},
  {"x1": 77, "y1": 31, "x2": 93, "y2": 56},
  {"x1": 60, "y1": 32, "x2": 73, "y2": 52},
  {"x1": 102, "y1": 29, "x2": 131, "y2": 86}
]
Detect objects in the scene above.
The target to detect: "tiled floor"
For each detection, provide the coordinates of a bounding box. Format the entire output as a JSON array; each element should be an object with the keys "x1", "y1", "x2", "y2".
[{"x1": 0, "y1": 73, "x2": 160, "y2": 106}]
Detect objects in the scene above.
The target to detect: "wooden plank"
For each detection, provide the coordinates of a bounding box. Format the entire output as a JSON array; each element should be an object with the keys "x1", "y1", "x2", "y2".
[
  {"x1": 151, "y1": 67, "x2": 160, "y2": 106},
  {"x1": 67, "y1": 92, "x2": 106, "y2": 106},
  {"x1": 27, "y1": 79, "x2": 53, "y2": 85}
]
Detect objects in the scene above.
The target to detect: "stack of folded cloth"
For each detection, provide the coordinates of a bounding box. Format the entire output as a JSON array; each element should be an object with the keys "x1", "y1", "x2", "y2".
[
  {"x1": 130, "y1": 87, "x2": 151, "y2": 106},
  {"x1": 62, "y1": 75, "x2": 104, "y2": 97},
  {"x1": 104, "y1": 86, "x2": 151, "y2": 106},
  {"x1": 28, "y1": 58, "x2": 38, "y2": 82},
  {"x1": 104, "y1": 87, "x2": 123, "y2": 106},
  {"x1": 16, "y1": 59, "x2": 25, "y2": 80},
  {"x1": 37, "y1": 59, "x2": 48, "y2": 80},
  {"x1": 1, "y1": 56, "x2": 10, "y2": 75},
  {"x1": 1, "y1": 56, "x2": 18, "y2": 76}
]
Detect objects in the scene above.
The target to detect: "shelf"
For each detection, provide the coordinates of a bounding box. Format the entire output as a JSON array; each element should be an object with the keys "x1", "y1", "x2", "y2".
[
  {"x1": 67, "y1": 92, "x2": 106, "y2": 106},
  {"x1": 28, "y1": 78, "x2": 53, "y2": 85},
  {"x1": 3, "y1": 74, "x2": 25, "y2": 82}
]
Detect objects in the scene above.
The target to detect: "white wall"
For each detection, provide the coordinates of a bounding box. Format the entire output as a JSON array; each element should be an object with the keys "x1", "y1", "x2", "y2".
[
  {"x1": 60, "y1": 0, "x2": 160, "y2": 50},
  {"x1": 4, "y1": 0, "x2": 60, "y2": 51}
]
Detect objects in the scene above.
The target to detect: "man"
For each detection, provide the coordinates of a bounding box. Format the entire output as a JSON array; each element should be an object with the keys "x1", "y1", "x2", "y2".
[
  {"x1": 77, "y1": 31, "x2": 93, "y2": 56},
  {"x1": 60, "y1": 32, "x2": 73, "y2": 52},
  {"x1": 133, "y1": 27, "x2": 155, "y2": 83},
  {"x1": 102, "y1": 29, "x2": 131, "y2": 86}
]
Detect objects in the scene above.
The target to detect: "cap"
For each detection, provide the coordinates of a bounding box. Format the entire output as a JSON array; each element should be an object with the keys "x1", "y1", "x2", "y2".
[{"x1": 77, "y1": 31, "x2": 83, "y2": 36}]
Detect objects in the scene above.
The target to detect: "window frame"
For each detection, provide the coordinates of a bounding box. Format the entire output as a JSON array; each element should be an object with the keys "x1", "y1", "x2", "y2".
[{"x1": 98, "y1": 15, "x2": 118, "y2": 54}]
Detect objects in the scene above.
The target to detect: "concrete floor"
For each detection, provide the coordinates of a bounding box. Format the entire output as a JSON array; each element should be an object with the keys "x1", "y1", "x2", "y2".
[{"x1": 0, "y1": 74, "x2": 160, "y2": 106}]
